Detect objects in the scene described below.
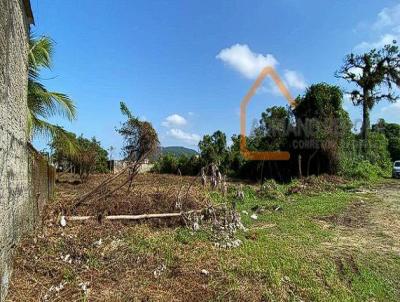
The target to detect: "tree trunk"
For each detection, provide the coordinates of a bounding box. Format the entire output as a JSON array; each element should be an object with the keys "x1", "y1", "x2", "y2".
[
  {"x1": 361, "y1": 91, "x2": 370, "y2": 141},
  {"x1": 298, "y1": 155, "x2": 302, "y2": 178}
]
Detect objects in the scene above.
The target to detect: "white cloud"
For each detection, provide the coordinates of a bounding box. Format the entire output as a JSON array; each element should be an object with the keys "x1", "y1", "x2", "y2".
[
  {"x1": 355, "y1": 33, "x2": 398, "y2": 51},
  {"x1": 217, "y1": 44, "x2": 307, "y2": 95},
  {"x1": 343, "y1": 93, "x2": 354, "y2": 110},
  {"x1": 355, "y1": 4, "x2": 400, "y2": 51},
  {"x1": 216, "y1": 44, "x2": 278, "y2": 79},
  {"x1": 262, "y1": 78, "x2": 284, "y2": 96},
  {"x1": 261, "y1": 71, "x2": 306, "y2": 97},
  {"x1": 372, "y1": 4, "x2": 400, "y2": 30},
  {"x1": 283, "y1": 70, "x2": 307, "y2": 90},
  {"x1": 167, "y1": 128, "x2": 200, "y2": 145},
  {"x1": 381, "y1": 102, "x2": 400, "y2": 114},
  {"x1": 348, "y1": 67, "x2": 363, "y2": 79},
  {"x1": 162, "y1": 114, "x2": 187, "y2": 128}
]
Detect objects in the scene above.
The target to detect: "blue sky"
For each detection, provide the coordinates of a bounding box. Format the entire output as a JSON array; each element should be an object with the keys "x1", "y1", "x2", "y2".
[{"x1": 31, "y1": 0, "x2": 400, "y2": 157}]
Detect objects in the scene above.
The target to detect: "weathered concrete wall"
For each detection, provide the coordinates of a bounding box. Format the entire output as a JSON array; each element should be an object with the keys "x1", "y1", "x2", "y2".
[
  {"x1": 28, "y1": 145, "x2": 56, "y2": 220},
  {"x1": 0, "y1": 0, "x2": 32, "y2": 300}
]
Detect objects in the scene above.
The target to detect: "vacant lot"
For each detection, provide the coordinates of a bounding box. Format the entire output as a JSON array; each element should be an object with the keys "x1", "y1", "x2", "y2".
[{"x1": 7, "y1": 174, "x2": 400, "y2": 301}]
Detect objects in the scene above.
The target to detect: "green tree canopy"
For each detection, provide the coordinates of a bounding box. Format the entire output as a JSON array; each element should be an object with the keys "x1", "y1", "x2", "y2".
[
  {"x1": 293, "y1": 83, "x2": 353, "y2": 174},
  {"x1": 372, "y1": 119, "x2": 400, "y2": 162},
  {"x1": 50, "y1": 130, "x2": 109, "y2": 180},
  {"x1": 198, "y1": 130, "x2": 228, "y2": 166},
  {"x1": 250, "y1": 106, "x2": 290, "y2": 152}
]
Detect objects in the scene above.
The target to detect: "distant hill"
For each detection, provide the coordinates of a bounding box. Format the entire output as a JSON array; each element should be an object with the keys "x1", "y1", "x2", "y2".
[{"x1": 161, "y1": 146, "x2": 198, "y2": 157}]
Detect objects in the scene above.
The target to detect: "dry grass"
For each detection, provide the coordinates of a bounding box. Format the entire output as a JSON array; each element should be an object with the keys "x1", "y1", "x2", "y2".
[
  {"x1": 7, "y1": 173, "x2": 226, "y2": 301},
  {"x1": 56, "y1": 173, "x2": 207, "y2": 215},
  {"x1": 6, "y1": 174, "x2": 400, "y2": 301}
]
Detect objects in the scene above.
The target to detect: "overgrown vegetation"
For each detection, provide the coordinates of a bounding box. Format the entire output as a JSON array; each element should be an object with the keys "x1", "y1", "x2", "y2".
[
  {"x1": 154, "y1": 86, "x2": 394, "y2": 181},
  {"x1": 154, "y1": 42, "x2": 400, "y2": 181},
  {"x1": 16, "y1": 15, "x2": 400, "y2": 302},
  {"x1": 50, "y1": 130, "x2": 108, "y2": 181},
  {"x1": 373, "y1": 119, "x2": 400, "y2": 162},
  {"x1": 152, "y1": 153, "x2": 202, "y2": 175},
  {"x1": 8, "y1": 174, "x2": 400, "y2": 301}
]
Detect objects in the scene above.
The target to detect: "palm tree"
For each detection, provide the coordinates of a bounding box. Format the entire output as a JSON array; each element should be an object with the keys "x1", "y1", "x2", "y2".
[{"x1": 28, "y1": 35, "x2": 77, "y2": 152}]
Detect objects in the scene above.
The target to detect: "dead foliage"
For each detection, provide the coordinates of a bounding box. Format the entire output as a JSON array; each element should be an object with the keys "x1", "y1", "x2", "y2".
[
  {"x1": 7, "y1": 221, "x2": 224, "y2": 301},
  {"x1": 7, "y1": 173, "x2": 245, "y2": 301},
  {"x1": 286, "y1": 174, "x2": 347, "y2": 195},
  {"x1": 52, "y1": 173, "x2": 208, "y2": 227},
  {"x1": 70, "y1": 101, "x2": 160, "y2": 211}
]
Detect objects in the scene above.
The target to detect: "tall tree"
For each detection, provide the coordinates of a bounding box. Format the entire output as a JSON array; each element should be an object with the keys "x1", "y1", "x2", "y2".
[
  {"x1": 28, "y1": 35, "x2": 77, "y2": 152},
  {"x1": 293, "y1": 83, "x2": 352, "y2": 174},
  {"x1": 198, "y1": 130, "x2": 227, "y2": 167},
  {"x1": 336, "y1": 41, "x2": 400, "y2": 140}
]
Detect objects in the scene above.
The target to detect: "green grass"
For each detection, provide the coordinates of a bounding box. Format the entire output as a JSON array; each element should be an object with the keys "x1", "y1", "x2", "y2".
[
  {"x1": 19, "y1": 177, "x2": 400, "y2": 302},
  {"x1": 174, "y1": 183, "x2": 399, "y2": 301},
  {"x1": 48, "y1": 180, "x2": 400, "y2": 301},
  {"x1": 108, "y1": 181, "x2": 400, "y2": 300}
]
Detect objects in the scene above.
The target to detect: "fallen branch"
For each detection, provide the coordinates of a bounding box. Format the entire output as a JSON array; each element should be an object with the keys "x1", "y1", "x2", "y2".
[
  {"x1": 61, "y1": 210, "x2": 200, "y2": 224},
  {"x1": 72, "y1": 166, "x2": 130, "y2": 209}
]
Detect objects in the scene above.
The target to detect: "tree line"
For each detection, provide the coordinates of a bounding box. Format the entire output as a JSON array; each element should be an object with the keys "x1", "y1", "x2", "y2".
[
  {"x1": 27, "y1": 33, "x2": 399, "y2": 182},
  {"x1": 154, "y1": 42, "x2": 400, "y2": 181}
]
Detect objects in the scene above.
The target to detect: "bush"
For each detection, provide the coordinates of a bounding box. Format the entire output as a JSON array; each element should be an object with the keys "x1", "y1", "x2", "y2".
[
  {"x1": 258, "y1": 179, "x2": 285, "y2": 200},
  {"x1": 152, "y1": 154, "x2": 202, "y2": 175},
  {"x1": 339, "y1": 132, "x2": 392, "y2": 180},
  {"x1": 340, "y1": 160, "x2": 383, "y2": 180},
  {"x1": 152, "y1": 154, "x2": 179, "y2": 174}
]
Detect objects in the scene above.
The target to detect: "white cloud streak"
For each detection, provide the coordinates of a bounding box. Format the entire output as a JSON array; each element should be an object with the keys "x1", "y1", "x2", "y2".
[
  {"x1": 372, "y1": 4, "x2": 400, "y2": 30},
  {"x1": 355, "y1": 4, "x2": 400, "y2": 51},
  {"x1": 283, "y1": 70, "x2": 307, "y2": 90},
  {"x1": 167, "y1": 128, "x2": 200, "y2": 145},
  {"x1": 355, "y1": 33, "x2": 398, "y2": 51},
  {"x1": 381, "y1": 102, "x2": 400, "y2": 114}
]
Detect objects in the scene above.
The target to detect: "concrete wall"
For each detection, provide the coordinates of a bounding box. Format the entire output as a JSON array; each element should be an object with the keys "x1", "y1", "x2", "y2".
[
  {"x1": 28, "y1": 145, "x2": 56, "y2": 220},
  {"x1": 0, "y1": 0, "x2": 32, "y2": 300}
]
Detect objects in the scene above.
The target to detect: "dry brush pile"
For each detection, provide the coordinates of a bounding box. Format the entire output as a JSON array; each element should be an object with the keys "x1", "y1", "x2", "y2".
[{"x1": 7, "y1": 172, "x2": 247, "y2": 301}]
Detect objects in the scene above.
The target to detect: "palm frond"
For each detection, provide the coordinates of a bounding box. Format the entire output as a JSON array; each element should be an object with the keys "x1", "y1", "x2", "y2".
[
  {"x1": 28, "y1": 113, "x2": 78, "y2": 156},
  {"x1": 29, "y1": 35, "x2": 54, "y2": 79},
  {"x1": 27, "y1": 33, "x2": 77, "y2": 146},
  {"x1": 28, "y1": 79, "x2": 76, "y2": 121}
]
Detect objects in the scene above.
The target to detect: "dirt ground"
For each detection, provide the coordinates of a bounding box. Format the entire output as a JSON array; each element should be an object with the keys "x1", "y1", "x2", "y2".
[
  {"x1": 321, "y1": 180, "x2": 400, "y2": 255},
  {"x1": 6, "y1": 174, "x2": 400, "y2": 301},
  {"x1": 7, "y1": 173, "x2": 219, "y2": 302}
]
